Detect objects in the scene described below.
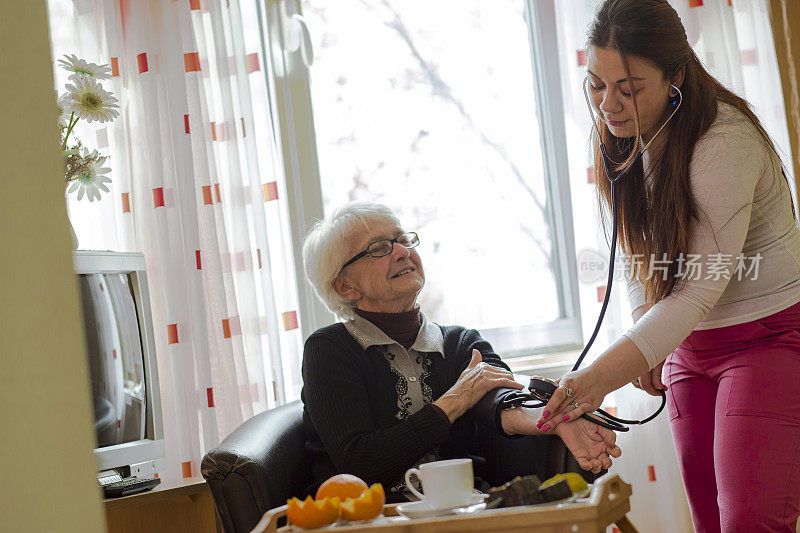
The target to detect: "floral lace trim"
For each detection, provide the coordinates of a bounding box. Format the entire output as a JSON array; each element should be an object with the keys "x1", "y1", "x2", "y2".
[
  {"x1": 418, "y1": 353, "x2": 433, "y2": 405},
  {"x1": 380, "y1": 346, "x2": 412, "y2": 421}
]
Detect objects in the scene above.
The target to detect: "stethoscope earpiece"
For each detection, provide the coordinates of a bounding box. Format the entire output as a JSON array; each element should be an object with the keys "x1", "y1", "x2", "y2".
[{"x1": 669, "y1": 84, "x2": 681, "y2": 109}]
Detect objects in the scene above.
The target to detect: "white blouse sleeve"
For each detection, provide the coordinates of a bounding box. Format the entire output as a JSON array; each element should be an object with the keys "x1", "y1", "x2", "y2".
[
  {"x1": 626, "y1": 263, "x2": 648, "y2": 317},
  {"x1": 622, "y1": 113, "x2": 767, "y2": 369}
]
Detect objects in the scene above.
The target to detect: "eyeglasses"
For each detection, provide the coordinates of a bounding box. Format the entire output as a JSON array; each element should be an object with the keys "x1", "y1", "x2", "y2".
[{"x1": 341, "y1": 232, "x2": 420, "y2": 269}]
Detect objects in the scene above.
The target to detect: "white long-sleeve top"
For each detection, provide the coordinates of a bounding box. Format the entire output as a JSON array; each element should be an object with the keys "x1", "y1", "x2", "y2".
[{"x1": 623, "y1": 102, "x2": 800, "y2": 369}]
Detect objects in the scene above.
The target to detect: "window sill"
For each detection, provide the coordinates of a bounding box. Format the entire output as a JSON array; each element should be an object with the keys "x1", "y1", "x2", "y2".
[{"x1": 505, "y1": 350, "x2": 579, "y2": 380}]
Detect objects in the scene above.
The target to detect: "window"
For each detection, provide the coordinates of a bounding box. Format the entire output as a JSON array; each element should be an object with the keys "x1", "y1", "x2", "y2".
[{"x1": 261, "y1": 0, "x2": 582, "y2": 356}]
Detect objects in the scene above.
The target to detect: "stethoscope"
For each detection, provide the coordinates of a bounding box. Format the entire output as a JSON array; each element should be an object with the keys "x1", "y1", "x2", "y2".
[{"x1": 499, "y1": 79, "x2": 683, "y2": 432}]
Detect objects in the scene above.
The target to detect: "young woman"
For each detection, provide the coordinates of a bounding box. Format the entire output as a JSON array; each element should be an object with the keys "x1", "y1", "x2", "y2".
[{"x1": 537, "y1": 1, "x2": 800, "y2": 531}]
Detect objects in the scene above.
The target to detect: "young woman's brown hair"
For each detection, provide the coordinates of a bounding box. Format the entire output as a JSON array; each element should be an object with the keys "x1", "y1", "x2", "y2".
[{"x1": 589, "y1": 0, "x2": 789, "y2": 303}]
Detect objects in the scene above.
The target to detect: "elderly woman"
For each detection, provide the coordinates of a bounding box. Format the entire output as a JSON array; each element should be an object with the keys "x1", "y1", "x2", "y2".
[{"x1": 301, "y1": 202, "x2": 620, "y2": 501}]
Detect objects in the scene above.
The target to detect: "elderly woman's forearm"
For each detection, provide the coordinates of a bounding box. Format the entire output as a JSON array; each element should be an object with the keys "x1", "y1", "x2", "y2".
[
  {"x1": 329, "y1": 405, "x2": 452, "y2": 482},
  {"x1": 307, "y1": 398, "x2": 451, "y2": 483},
  {"x1": 500, "y1": 406, "x2": 546, "y2": 435}
]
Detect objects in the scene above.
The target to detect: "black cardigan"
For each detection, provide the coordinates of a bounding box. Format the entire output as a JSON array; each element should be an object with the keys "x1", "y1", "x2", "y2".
[{"x1": 300, "y1": 322, "x2": 517, "y2": 497}]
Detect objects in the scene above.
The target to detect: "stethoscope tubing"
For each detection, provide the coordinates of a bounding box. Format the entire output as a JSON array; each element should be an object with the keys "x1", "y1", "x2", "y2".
[{"x1": 501, "y1": 80, "x2": 685, "y2": 431}]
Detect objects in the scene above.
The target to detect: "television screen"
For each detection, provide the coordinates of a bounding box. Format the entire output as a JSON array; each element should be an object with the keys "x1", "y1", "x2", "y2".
[{"x1": 78, "y1": 273, "x2": 147, "y2": 448}]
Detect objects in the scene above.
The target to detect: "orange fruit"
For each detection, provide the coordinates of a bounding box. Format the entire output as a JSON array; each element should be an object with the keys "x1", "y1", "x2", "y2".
[
  {"x1": 315, "y1": 473, "x2": 369, "y2": 500},
  {"x1": 286, "y1": 495, "x2": 340, "y2": 529},
  {"x1": 340, "y1": 483, "x2": 385, "y2": 522}
]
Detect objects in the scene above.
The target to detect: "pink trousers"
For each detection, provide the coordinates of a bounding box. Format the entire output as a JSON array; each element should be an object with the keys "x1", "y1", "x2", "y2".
[{"x1": 666, "y1": 300, "x2": 800, "y2": 532}]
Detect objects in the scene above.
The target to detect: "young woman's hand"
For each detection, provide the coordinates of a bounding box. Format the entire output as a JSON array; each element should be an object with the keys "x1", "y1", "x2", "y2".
[
  {"x1": 536, "y1": 338, "x2": 649, "y2": 432},
  {"x1": 631, "y1": 360, "x2": 667, "y2": 396},
  {"x1": 535, "y1": 367, "x2": 610, "y2": 433},
  {"x1": 433, "y1": 350, "x2": 524, "y2": 423}
]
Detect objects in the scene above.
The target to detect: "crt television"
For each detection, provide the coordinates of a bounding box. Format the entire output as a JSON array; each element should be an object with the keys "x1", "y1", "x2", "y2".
[{"x1": 73, "y1": 251, "x2": 165, "y2": 474}]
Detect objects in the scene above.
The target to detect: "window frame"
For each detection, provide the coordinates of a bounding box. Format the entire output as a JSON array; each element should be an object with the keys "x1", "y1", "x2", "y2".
[{"x1": 259, "y1": 0, "x2": 583, "y2": 357}]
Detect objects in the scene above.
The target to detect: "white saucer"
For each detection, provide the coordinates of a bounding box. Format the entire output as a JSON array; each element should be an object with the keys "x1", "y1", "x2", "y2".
[{"x1": 396, "y1": 494, "x2": 486, "y2": 519}]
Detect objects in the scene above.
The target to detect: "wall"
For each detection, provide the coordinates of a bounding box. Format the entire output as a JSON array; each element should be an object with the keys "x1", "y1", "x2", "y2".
[{"x1": 0, "y1": 1, "x2": 106, "y2": 531}]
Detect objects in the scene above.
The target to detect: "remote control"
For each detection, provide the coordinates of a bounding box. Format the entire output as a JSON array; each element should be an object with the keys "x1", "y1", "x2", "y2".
[{"x1": 102, "y1": 476, "x2": 161, "y2": 498}]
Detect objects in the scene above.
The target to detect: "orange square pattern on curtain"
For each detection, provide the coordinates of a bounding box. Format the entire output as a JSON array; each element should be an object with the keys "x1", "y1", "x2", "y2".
[{"x1": 47, "y1": 0, "x2": 306, "y2": 482}]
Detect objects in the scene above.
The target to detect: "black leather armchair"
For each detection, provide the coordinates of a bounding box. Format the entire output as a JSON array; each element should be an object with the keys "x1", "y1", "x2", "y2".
[{"x1": 201, "y1": 400, "x2": 597, "y2": 533}]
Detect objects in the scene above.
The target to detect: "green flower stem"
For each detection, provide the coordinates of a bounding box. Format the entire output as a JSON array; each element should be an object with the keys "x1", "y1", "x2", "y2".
[{"x1": 61, "y1": 112, "x2": 78, "y2": 150}]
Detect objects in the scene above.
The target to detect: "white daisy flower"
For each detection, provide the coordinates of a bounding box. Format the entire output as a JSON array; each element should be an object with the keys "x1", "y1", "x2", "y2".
[
  {"x1": 65, "y1": 76, "x2": 119, "y2": 123},
  {"x1": 67, "y1": 149, "x2": 112, "y2": 202},
  {"x1": 57, "y1": 93, "x2": 74, "y2": 126},
  {"x1": 58, "y1": 54, "x2": 112, "y2": 80}
]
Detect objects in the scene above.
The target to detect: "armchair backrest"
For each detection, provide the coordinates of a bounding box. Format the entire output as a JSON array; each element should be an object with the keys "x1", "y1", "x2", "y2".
[{"x1": 201, "y1": 400, "x2": 312, "y2": 533}]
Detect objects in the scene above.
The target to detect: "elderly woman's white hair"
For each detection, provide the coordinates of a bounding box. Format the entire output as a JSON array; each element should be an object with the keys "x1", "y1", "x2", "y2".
[{"x1": 303, "y1": 202, "x2": 402, "y2": 320}]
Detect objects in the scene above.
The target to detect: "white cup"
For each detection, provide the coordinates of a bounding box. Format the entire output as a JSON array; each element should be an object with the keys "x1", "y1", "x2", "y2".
[{"x1": 404, "y1": 458, "x2": 474, "y2": 508}]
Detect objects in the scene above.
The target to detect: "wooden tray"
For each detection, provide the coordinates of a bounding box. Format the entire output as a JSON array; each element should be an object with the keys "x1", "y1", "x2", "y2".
[{"x1": 252, "y1": 473, "x2": 638, "y2": 533}]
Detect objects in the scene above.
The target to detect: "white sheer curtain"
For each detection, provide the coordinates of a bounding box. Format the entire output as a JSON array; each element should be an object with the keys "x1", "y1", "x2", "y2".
[
  {"x1": 47, "y1": 0, "x2": 305, "y2": 482},
  {"x1": 554, "y1": 1, "x2": 795, "y2": 531}
]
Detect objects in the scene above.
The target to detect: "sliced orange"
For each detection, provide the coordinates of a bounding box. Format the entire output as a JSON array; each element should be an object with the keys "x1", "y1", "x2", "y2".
[
  {"x1": 340, "y1": 483, "x2": 385, "y2": 522},
  {"x1": 286, "y1": 495, "x2": 340, "y2": 529},
  {"x1": 315, "y1": 473, "x2": 369, "y2": 500}
]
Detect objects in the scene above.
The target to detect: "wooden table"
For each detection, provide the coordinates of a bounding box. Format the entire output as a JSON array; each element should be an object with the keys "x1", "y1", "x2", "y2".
[
  {"x1": 104, "y1": 477, "x2": 220, "y2": 533},
  {"x1": 252, "y1": 473, "x2": 638, "y2": 533}
]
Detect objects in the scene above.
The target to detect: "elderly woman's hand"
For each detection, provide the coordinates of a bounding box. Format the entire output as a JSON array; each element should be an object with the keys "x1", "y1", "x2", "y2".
[
  {"x1": 433, "y1": 350, "x2": 524, "y2": 423},
  {"x1": 554, "y1": 417, "x2": 622, "y2": 473},
  {"x1": 500, "y1": 406, "x2": 621, "y2": 473}
]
